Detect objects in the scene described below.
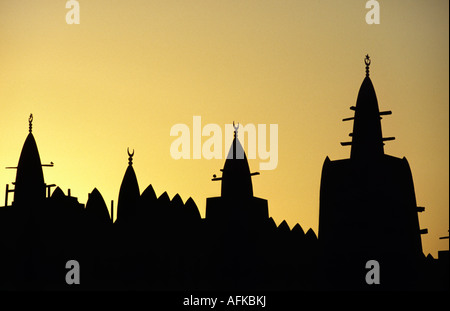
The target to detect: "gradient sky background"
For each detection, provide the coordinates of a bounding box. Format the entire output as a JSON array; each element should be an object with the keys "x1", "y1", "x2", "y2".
[{"x1": 0, "y1": 0, "x2": 448, "y2": 257}]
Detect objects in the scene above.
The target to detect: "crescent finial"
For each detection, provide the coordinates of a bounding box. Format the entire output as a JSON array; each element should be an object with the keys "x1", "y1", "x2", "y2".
[
  {"x1": 28, "y1": 113, "x2": 33, "y2": 133},
  {"x1": 233, "y1": 121, "x2": 239, "y2": 138},
  {"x1": 365, "y1": 54, "x2": 371, "y2": 77},
  {"x1": 127, "y1": 147, "x2": 134, "y2": 165}
]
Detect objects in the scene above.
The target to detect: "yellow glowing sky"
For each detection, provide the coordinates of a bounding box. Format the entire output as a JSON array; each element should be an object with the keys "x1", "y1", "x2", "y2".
[{"x1": 0, "y1": 0, "x2": 448, "y2": 257}]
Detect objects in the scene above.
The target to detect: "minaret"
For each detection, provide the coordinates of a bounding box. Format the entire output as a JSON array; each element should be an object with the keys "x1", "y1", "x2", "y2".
[
  {"x1": 13, "y1": 114, "x2": 46, "y2": 207},
  {"x1": 340, "y1": 55, "x2": 395, "y2": 160},
  {"x1": 318, "y1": 55, "x2": 426, "y2": 289},
  {"x1": 205, "y1": 122, "x2": 269, "y2": 290},
  {"x1": 117, "y1": 148, "x2": 140, "y2": 223},
  {"x1": 219, "y1": 123, "x2": 256, "y2": 199},
  {"x1": 206, "y1": 122, "x2": 267, "y2": 226}
]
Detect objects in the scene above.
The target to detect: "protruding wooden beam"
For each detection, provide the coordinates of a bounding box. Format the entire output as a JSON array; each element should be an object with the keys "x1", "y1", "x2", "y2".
[
  {"x1": 382, "y1": 137, "x2": 395, "y2": 141},
  {"x1": 379, "y1": 110, "x2": 392, "y2": 116}
]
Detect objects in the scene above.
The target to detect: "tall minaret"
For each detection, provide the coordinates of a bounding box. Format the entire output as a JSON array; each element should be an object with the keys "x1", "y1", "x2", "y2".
[
  {"x1": 117, "y1": 148, "x2": 140, "y2": 223},
  {"x1": 13, "y1": 114, "x2": 46, "y2": 207},
  {"x1": 219, "y1": 123, "x2": 256, "y2": 199},
  {"x1": 318, "y1": 55, "x2": 426, "y2": 289},
  {"x1": 340, "y1": 55, "x2": 395, "y2": 160}
]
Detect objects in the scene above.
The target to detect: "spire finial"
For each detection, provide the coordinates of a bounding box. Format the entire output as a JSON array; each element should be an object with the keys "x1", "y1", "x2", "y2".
[
  {"x1": 28, "y1": 113, "x2": 33, "y2": 133},
  {"x1": 365, "y1": 54, "x2": 371, "y2": 77},
  {"x1": 233, "y1": 121, "x2": 239, "y2": 138},
  {"x1": 127, "y1": 148, "x2": 134, "y2": 166}
]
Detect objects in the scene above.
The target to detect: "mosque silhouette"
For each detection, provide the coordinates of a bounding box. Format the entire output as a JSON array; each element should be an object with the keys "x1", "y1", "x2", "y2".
[{"x1": 0, "y1": 56, "x2": 448, "y2": 290}]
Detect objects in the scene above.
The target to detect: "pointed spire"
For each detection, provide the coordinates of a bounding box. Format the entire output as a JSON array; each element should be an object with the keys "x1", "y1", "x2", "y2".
[
  {"x1": 14, "y1": 114, "x2": 45, "y2": 205},
  {"x1": 220, "y1": 122, "x2": 254, "y2": 198},
  {"x1": 340, "y1": 55, "x2": 395, "y2": 159},
  {"x1": 117, "y1": 148, "x2": 140, "y2": 223},
  {"x1": 51, "y1": 186, "x2": 65, "y2": 199},
  {"x1": 277, "y1": 220, "x2": 291, "y2": 235},
  {"x1": 185, "y1": 197, "x2": 201, "y2": 221},
  {"x1": 86, "y1": 188, "x2": 111, "y2": 225}
]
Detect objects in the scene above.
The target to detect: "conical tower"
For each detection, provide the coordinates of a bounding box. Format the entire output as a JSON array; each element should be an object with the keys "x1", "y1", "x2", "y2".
[
  {"x1": 117, "y1": 148, "x2": 140, "y2": 223},
  {"x1": 318, "y1": 55, "x2": 426, "y2": 289},
  {"x1": 206, "y1": 123, "x2": 267, "y2": 226},
  {"x1": 220, "y1": 123, "x2": 255, "y2": 198},
  {"x1": 86, "y1": 188, "x2": 112, "y2": 225},
  {"x1": 13, "y1": 114, "x2": 46, "y2": 207},
  {"x1": 340, "y1": 55, "x2": 395, "y2": 160}
]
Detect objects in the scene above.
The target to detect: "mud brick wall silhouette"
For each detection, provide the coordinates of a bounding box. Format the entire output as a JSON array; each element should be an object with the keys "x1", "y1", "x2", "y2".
[{"x1": 0, "y1": 56, "x2": 447, "y2": 290}]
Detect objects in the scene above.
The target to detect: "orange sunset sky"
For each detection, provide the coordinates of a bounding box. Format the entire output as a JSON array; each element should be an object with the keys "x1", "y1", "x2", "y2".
[{"x1": 0, "y1": 0, "x2": 448, "y2": 257}]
